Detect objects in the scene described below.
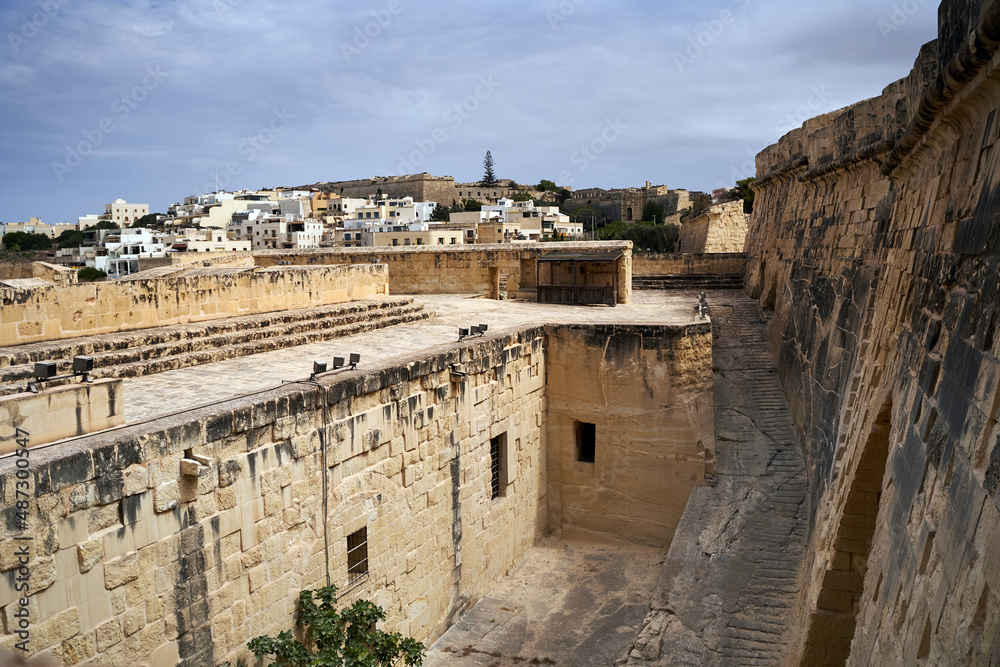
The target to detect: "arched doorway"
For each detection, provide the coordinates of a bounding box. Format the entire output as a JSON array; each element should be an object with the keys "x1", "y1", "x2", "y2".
[
  {"x1": 626, "y1": 207, "x2": 633, "y2": 221},
  {"x1": 800, "y1": 401, "x2": 893, "y2": 665}
]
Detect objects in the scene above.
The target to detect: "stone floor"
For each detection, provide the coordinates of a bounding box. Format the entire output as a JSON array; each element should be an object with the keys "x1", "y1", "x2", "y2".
[
  {"x1": 425, "y1": 537, "x2": 665, "y2": 667},
  {"x1": 123, "y1": 291, "x2": 708, "y2": 422}
]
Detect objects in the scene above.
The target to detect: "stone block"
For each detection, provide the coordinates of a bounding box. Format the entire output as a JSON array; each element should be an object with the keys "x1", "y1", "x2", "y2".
[{"x1": 77, "y1": 538, "x2": 104, "y2": 574}]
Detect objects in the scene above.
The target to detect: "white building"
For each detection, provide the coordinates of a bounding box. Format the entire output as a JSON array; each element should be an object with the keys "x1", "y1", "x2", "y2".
[
  {"x1": 91, "y1": 228, "x2": 165, "y2": 277},
  {"x1": 228, "y1": 214, "x2": 323, "y2": 251},
  {"x1": 103, "y1": 199, "x2": 149, "y2": 226}
]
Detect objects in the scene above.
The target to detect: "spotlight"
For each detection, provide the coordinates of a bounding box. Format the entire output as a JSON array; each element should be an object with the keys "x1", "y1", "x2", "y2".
[
  {"x1": 469, "y1": 325, "x2": 481, "y2": 335},
  {"x1": 349, "y1": 353, "x2": 360, "y2": 369},
  {"x1": 73, "y1": 356, "x2": 94, "y2": 382},
  {"x1": 333, "y1": 356, "x2": 345, "y2": 370},
  {"x1": 34, "y1": 361, "x2": 57, "y2": 381},
  {"x1": 310, "y1": 360, "x2": 328, "y2": 379},
  {"x1": 478, "y1": 323, "x2": 488, "y2": 335},
  {"x1": 458, "y1": 327, "x2": 470, "y2": 340}
]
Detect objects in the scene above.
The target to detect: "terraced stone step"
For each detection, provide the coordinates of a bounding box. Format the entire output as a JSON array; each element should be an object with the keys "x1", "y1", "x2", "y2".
[
  {"x1": 0, "y1": 297, "x2": 431, "y2": 394},
  {"x1": 633, "y1": 273, "x2": 745, "y2": 290}
]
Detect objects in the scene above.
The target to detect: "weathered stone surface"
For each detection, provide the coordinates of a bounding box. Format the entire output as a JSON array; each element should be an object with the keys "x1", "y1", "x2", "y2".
[{"x1": 745, "y1": 3, "x2": 1000, "y2": 663}]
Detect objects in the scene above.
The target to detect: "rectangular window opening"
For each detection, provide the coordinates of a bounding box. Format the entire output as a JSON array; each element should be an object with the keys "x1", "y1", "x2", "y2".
[
  {"x1": 347, "y1": 527, "x2": 368, "y2": 583},
  {"x1": 490, "y1": 434, "x2": 507, "y2": 499},
  {"x1": 575, "y1": 421, "x2": 596, "y2": 463}
]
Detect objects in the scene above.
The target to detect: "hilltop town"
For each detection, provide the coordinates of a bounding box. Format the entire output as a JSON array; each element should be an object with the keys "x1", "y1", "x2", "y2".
[{"x1": 0, "y1": 174, "x2": 748, "y2": 279}]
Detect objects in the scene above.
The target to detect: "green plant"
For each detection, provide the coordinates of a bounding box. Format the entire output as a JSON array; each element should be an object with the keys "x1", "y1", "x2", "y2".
[
  {"x1": 481, "y1": 151, "x2": 498, "y2": 187},
  {"x1": 2, "y1": 231, "x2": 52, "y2": 251},
  {"x1": 77, "y1": 267, "x2": 107, "y2": 282},
  {"x1": 247, "y1": 585, "x2": 425, "y2": 667}
]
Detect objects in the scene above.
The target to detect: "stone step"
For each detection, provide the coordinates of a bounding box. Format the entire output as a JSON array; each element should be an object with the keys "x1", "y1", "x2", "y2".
[
  {"x1": 0, "y1": 297, "x2": 419, "y2": 368},
  {"x1": 0, "y1": 298, "x2": 430, "y2": 393}
]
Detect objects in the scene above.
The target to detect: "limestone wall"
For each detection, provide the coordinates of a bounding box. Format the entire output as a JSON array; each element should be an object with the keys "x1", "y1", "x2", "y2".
[
  {"x1": 677, "y1": 200, "x2": 748, "y2": 254},
  {"x1": 632, "y1": 253, "x2": 745, "y2": 277},
  {"x1": 746, "y1": 2, "x2": 1000, "y2": 663},
  {"x1": 545, "y1": 324, "x2": 714, "y2": 547},
  {"x1": 0, "y1": 380, "x2": 124, "y2": 455},
  {"x1": 0, "y1": 330, "x2": 548, "y2": 666},
  {"x1": 0, "y1": 265, "x2": 388, "y2": 346},
  {"x1": 254, "y1": 242, "x2": 633, "y2": 305},
  {"x1": 0, "y1": 263, "x2": 78, "y2": 287}
]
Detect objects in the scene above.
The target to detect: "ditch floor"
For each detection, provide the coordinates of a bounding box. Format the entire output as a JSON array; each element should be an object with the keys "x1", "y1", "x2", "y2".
[{"x1": 425, "y1": 537, "x2": 664, "y2": 666}]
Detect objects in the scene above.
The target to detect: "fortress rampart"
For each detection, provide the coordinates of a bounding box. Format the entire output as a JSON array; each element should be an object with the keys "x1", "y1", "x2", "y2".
[
  {"x1": 746, "y1": 0, "x2": 1000, "y2": 662},
  {"x1": 254, "y1": 242, "x2": 634, "y2": 305},
  {"x1": 0, "y1": 323, "x2": 713, "y2": 666},
  {"x1": 0, "y1": 265, "x2": 388, "y2": 347}
]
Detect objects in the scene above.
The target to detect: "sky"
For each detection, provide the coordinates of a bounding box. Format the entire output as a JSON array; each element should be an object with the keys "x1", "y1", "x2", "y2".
[{"x1": 0, "y1": 0, "x2": 939, "y2": 223}]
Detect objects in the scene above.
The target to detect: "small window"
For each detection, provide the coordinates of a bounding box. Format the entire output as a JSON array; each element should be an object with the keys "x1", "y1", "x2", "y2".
[
  {"x1": 450, "y1": 238, "x2": 457, "y2": 244},
  {"x1": 416, "y1": 238, "x2": 423, "y2": 245},
  {"x1": 575, "y1": 421, "x2": 596, "y2": 463},
  {"x1": 347, "y1": 527, "x2": 368, "y2": 582},
  {"x1": 437, "y1": 238, "x2": 444, "y2": 244},
  {"x1": 490, "y1": 434, "x2": 507, "y2": 499},
  {"x1": 392, "y1": 238, "x2": 398, "y2": 246}
]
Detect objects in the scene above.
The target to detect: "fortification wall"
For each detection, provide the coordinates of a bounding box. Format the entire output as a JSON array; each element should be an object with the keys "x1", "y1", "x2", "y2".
[
  {"x1": 0, "y1": 330, "x2": 548, "y2": 666},
  {"x1": 0, "y1": 322, "x2": 713, "y2": 666},
  {"x1": 253, "y1": 242, "x2": 633, "y2": 304},
  {"x1": 545, "y1": 324, "x2": 714, "y2": 547},
  {"x1": 0, "y1": 263, "x2": 78, "y2": 287},
  {"x1": 632, "y1": 253, "x2": 745, "y2": 276},
  {"x1": 746, "y1": 2, "x2": 1000, "y2": 663},
  {"x1": 312, "y1": 174, "x2": 459, "y2": 207},
  {"x1": 0, "y1": 265, "x2": 388, "y2": 346},
  {"x1": 677, "y1": 200, "x2": 748, "y2": 254}
]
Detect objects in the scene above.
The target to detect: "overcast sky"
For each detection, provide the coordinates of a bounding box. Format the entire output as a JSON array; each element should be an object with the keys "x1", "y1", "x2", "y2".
[{"x1": 0, "y1": 0, "x2": 938, "y2": 223}]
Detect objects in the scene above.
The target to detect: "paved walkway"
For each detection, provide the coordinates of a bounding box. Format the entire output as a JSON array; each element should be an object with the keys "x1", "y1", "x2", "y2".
[
  {"x1": 123, "y1": 291, "x2": 707, "y2": 423},
  {"x1": 625, "y1": 294, "x2": 809, "y2": 665},
  {"x1": 425, "y1": 537, "x2": 664, "y2": 667}
]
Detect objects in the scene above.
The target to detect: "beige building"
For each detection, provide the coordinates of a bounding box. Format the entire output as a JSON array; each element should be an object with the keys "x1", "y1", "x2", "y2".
[{"x1": 103, "y1": 198, "x2": 149, "y2": 226}]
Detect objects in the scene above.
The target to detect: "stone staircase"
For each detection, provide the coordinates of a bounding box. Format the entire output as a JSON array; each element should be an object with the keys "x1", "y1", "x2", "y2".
[
  {"x1": 0, "y1": 297, "x2": 431, "y2": 396},
  {"x1": 633, "y1": 273, "x2": 744, "y2": 290}
]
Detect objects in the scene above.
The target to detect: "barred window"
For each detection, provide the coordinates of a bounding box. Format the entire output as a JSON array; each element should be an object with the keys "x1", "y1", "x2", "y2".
[
  {"x1": 347, "y1": 527, "x2": 368, "y2": 583},
  {"x1": 490, "y1": 434, "x2": 507, "y2": 499}
]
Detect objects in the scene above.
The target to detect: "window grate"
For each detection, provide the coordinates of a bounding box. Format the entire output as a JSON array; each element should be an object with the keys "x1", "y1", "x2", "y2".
[
  {"x1": 490, "y1": 435, "x2": 503, "y2": 499},
  {"x1": 347, "y1": 527, "x2": 368, "y2": 585}
]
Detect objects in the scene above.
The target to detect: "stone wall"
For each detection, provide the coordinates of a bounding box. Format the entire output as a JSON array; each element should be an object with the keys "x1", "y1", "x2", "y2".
[
  {"x1": 545, "y1": 324, "x2": 714, "y2": 547},
  {"x1": 0, "y1": 330, "x2": 548, "y2": 666},
  {"x1": 0, "y1": 321, "x2": 711, "y2": 666},
  {"x1": 0, "y1": 380, "x2": 124, "y2": 455},
  {"x1": 0, "y1": 265, "x2": 388, "y2": 346},
  {"x1": 0, "y1": 263, "x2": 78, "y2": 287},
  {"x1": 746, "y1": 1, "x2": 1000, "y2": 663},
  {"x1": 632, "y1": 253, "x2": 745, "y2": 277},
  {"x1": 677, "y1": 200, "x2": 748, "y2": 254},
  {"x1": 253, "y1": 242, "x2": 633, "y2": 305}
]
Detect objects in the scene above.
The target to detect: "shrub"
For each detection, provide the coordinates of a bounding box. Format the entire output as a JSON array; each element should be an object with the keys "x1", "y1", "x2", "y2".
[
  {"x1": 77, "y1": 267, "x2": 107, "y2": 282},
  {"x1": 246, "y1": 585, "x2": 425, "y2": 667}
]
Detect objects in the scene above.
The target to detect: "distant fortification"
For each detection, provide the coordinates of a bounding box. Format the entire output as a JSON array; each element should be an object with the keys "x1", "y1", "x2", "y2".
[{"x1": 746, "y1": 0, "x2": 1000, "y2": 662}]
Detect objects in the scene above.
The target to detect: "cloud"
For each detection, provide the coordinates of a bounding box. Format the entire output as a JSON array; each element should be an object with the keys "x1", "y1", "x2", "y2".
[{"x1": 0, "y1": 0, "x2": 939, "y2": 222}]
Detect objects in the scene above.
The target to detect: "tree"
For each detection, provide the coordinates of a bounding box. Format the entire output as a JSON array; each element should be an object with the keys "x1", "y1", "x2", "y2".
[
  {"x1": 691, "y1": 193, "x2": 713, "y2": 217},
  {"x1": 536, "y1": 179, "x2": 557, "y2": 192},
  {"x1": 92, "y1": 220, "x2": 119, "y2": 230},
  {"x1": 463, "y1": 199, "x2": 484, "y2": 212},
  {"x1": 641, "y1": 201, "x2": 665, "y2": 224},
  {"x1": 556, "y1": 188, "x2": 572, "y2": 205},
  {"x1": 247, "y1": 585, "x2": 425, "y2": 667},
  {"x1": 724, "y1": 177, "x2": 755, "y2": 214},
  {"x1": 480, "y1": 151, "x2": 498, "y2": 187},
  {"x1": 430, "y1": 205, "x2": 451, "y2": 222},
  {"x1": 509, "y1": 190, "x2": 533, "y2": 202},
  {"x1": 77, "y1": 267, "x2": 107, "y2": 282},
  {"x1": 132, "y1": 213, "x2": 161, "y2": 228},
  {"x1": 2, "y1": 231, "x2": 52, "y2": 251},
  {"x1": 599, "y1": 220, "x2": 680, "y2": 254},
  {"x1": 56, "y1": 229, "x2": 85, "y2": 248}
]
